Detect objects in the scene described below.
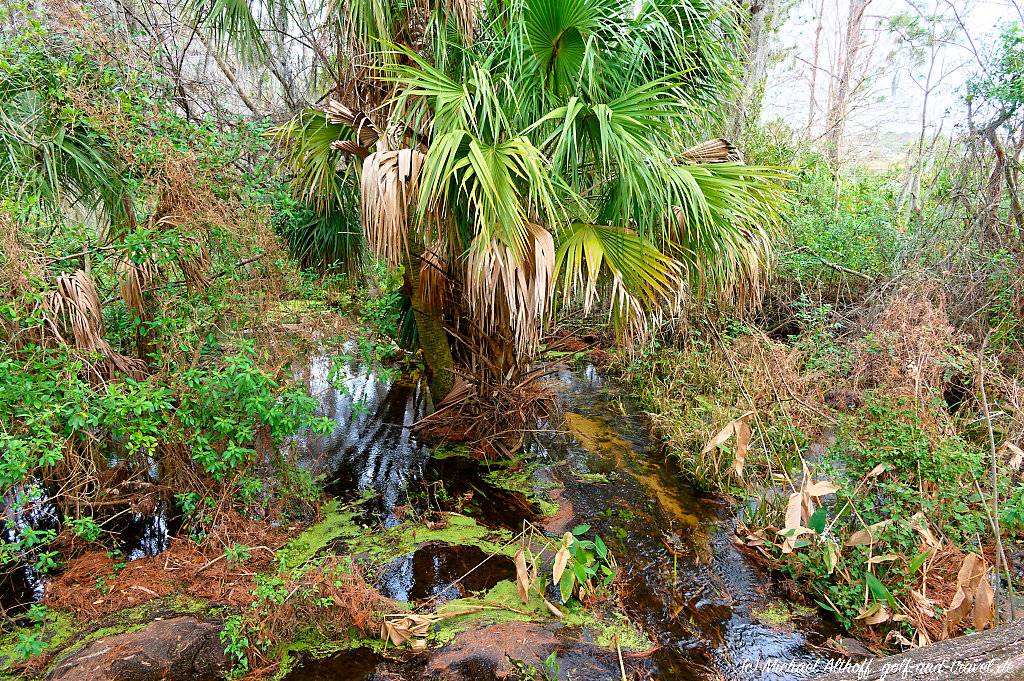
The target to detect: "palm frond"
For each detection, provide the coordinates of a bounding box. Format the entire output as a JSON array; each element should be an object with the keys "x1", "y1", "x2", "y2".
[
  {"x1": 360, "y1": 148, "x2": 426, "y2": 268},
  {"x1": 186, "y1": 0, "x2": 270, "y2": 63},
  {"x1": 270, "y1": 109, "x2": 354, "y2": 213},
  {"x1": 678, "y1": 137, "x2": 743, "y2": 164},
  {"x1": 466, "y1": 222, "x2": 555, "y2": 358},
  {"x1": 553, "y1": 221, "x2": 681, "y2": 313}
]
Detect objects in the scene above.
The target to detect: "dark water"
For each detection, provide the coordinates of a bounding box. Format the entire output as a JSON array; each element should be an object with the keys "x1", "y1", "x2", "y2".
[
  {"x1": 376, "y1": 544, "x2": 516, "y2": 603},
  {"x1": 539, "y1": 367, "x2": 838, "y2": 680},
  {"x1": 1, "y1": 487, "x2": 180, "y2": 617}
]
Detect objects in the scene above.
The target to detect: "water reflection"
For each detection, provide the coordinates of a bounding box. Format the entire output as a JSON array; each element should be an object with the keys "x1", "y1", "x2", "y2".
[
  {"x1": 376, "y1": 544, "x2": 515, "y2": 604},
  {"x1": 292, "y1": 354, "x2": 429, "y2": 526}
]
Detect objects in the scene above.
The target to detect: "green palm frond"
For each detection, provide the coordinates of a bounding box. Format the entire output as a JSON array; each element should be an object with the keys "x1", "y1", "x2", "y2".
[
  {"x1": 553, "y1": 221, "x2": 681, "y2": 312},
  {"x1": 418, "y1": 129, "x2": 564, "y2": 259},
  {"x1": 666, "y1": 162, "x2": 787, "y2": 298},
  {"x1": 0, "y1": 89, "x2": 126, "y2": 225},
  {"x1": 270, "y1": 109, "x2": 355, "y2": 213},
  {"x1": 523, "y1": 0, "x2": 608, "y2": 95},
  {"x1": 185, "y1": 0, "x2": 270, "y2": 63}
]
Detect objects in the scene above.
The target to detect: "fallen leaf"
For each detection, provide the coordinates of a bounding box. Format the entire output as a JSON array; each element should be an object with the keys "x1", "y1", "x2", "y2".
[
  {"x1": 868, "y1": 554, "x2": 899, "y2": 565},
  {"x1": 866, "y1": 463, "x2": 887, "y2": 478},
  {"x1": 553, "y1": 534, "x2": 572, "y2": 586},
  {"x1": 943, "y1": 553, "x2": 988, "y2": 637},
  {"x1": 804, "y1": 480, "x2": 839, "y2": 497},
  {"x1": 973, "y1": 575, "x2": 994, "y2": 631},
  {"x1": 514, "y1": 549, "x2": 530, "y2": 604},
  {"x1": 908, "y1": 512, "x2": 939, "y2": 549},
  {"x1": 846, "y1": 520, "x2": 891, "y2": 547},
  {"x1": 702, "y1": 412, "x2": 754, "y2": 479}
]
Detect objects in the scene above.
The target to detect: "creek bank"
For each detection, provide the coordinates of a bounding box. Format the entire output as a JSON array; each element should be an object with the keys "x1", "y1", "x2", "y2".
[{"x1": 3, "y1": 354, "x2": 838, "y2": 680}]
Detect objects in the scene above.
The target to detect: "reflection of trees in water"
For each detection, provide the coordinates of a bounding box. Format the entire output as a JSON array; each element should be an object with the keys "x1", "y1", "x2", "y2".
[{"x1": 297, "y1": 356, "x2": 428, "y2": 525}]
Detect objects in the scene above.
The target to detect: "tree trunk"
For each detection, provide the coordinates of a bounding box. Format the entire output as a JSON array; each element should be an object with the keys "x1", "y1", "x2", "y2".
[
  {"x1": 824, "y1": 0, "x2": 871, "y2": 168},
  {"x1": 404, "y1": 247, "x2": 454, "y2": 403},
  {"x1": 806, "y1": 0, "x2": 825, "y2": 133},
  {"x1": 731, "y1": 0, "x2": 777, "y2": 139},
  {"x1": 816, "y1": 619, "x2": 1024, "y2": 680}
]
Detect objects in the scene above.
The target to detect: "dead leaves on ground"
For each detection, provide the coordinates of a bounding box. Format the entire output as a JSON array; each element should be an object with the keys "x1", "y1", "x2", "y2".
[
  {"x1": 381, "y1": 609, "x2": 483, "y2": 648},
  {"x1": 943, "y1": 552, "x2": 994, "y2": 637}
]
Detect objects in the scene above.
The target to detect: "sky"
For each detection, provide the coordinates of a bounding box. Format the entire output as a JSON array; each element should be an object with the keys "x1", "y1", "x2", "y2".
[{"x1": 761, "y1": 0, "x2": 1022, "y2": 146}]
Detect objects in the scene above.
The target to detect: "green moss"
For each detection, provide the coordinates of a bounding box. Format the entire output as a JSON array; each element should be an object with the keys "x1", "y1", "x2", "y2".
[
  {"x1": 573, "y1": 611, "x2": 652, "y2": 651},
  {"x1": 429, "y1": 578, "x2": 649, "y2": 653},
  {"x1": 273, "y1": 626, "x2": 390, "y2": 681},
  {"x1": 573, "y1": 471, "x2": 610, "y2": 484},
  {"x1": 277, "y1": 498, "x2": 369, "y2": 571},
  {"x1": 431, "y1": 443, "x2": 473, "y2": 460},
  {"x1": 751, "y1": 600, "x2": 814, "y2": 629},
  {"x1": 348, "y1": 513, "x2": 518, "y2": 567}
]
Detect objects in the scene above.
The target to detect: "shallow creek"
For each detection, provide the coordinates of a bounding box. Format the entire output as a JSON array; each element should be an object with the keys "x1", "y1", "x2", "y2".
[
  {"x1": 1, "y1": 353, "x2": 838, "y2": 679},
  {"x1": 283, "y1": 357, "x2": 839, "y2": 680}
]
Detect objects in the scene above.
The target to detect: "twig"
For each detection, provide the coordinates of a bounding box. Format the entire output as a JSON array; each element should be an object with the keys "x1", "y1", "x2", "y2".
[
  {"x1": 615, "y1": 634, "x2": 627, "y2": 681},
  {"x1": 789, "y1": 246, "x2": 876, "y2": 282},
  {"x1": 977, "y1": 332, "x2": 1016, "y2": 622}
]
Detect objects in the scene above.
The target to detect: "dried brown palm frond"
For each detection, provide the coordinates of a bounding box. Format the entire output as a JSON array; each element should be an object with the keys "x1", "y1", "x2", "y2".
[
  {"x1": 677, "y1": 138, "x2": 743, "y2": 164},
  {"x1": 672, "y1": 206, "x2": 772, "y2": 316},
  {"x1": 174, "y1": 236, "x2": 212, "y2": 290},
  {"x1": 418, "y1": 246, "x2": 451, "y2": 313},
  {"x1": 360, "y1": 148, "x2": 426, "y2": 268},
  {"x1": 46, "y1": 270, "x2": 145, "y2": 378},
  {"x1": 412, "y1": 363, "x2": 558, "y2": 459},
  {"x1": 466, "y1": 222, "x2": 554, "y2": 360},
  {"x1": 325, "y1": 100, "x2": 380, "y2": 147},
  {"x1": 114, "y1": 255, "x2": 160, "y2": 318},
  {"x1": 330, "y1": 139, "x2": 371, "y2": 159}
]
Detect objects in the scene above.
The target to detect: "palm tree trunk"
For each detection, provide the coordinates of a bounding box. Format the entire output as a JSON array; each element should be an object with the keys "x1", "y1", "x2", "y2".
[{"x1": 405, "y1": 247, "x2": 454, "y2": 403}]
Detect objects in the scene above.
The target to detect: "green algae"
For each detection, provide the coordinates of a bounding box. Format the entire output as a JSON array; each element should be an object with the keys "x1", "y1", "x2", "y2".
[
  {"x1": 273, "y1": 626, "x2": 391, "y2": 680},
  {"x1": 348, "y1": 513, "x2": 519, "y2": 567},
  {"x1": 428, "y1": 577, "x2": 650, "y2": 653},
  {"x1": 276, "y1": 496, "x2": 372, "y2": 571},
  {"x1": 751, "y1": 600, "x2": 814, "y2": 629}
]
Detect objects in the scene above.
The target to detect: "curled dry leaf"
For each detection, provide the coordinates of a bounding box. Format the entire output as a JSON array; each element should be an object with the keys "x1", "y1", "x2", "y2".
[
  {"x1": 701, "y1": 411, "x2": 754, "y2": 479},
  {"x1": 804, "y1": 480, "x2": 838, "y2": 497},
  {"x1": 910, "y1": 589, "x2": 936, "y2": 618},
  {"x1": 544, "y1": 598, "x2": 564, "y2": 619},
  {"x1": 381, "y1": 608, "x2": 484, "y2": 647},
  {"x1": 514, "y1": 548, "x2": 530, "y2": 604},
  {"x1": 866, "y1": 463, "x2": 888, "y2": 478},
  {"x1": 973, "y1": 575, "x2": 994, "y2": 631},
  {"x1": 1003, "y1": 442, "x2": 1024, "y2": 470},
  {"x1": 942, "y1": 552, "x2": 988, "y2": 638},
  {"x1": 552, "y1": 532, "x2": 573, "y2": 584},
  {"x1": 856, "y1": 603, "x2": 891, "y2": 626},
  {"x1": 908, "y1": 512, "x2": 940, "y2": 549}
]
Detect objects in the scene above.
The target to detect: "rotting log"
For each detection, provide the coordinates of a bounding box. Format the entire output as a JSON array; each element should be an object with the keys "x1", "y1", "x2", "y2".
[{"x1": 816, "y1": 619, "x2": 1024, "y2": 680}]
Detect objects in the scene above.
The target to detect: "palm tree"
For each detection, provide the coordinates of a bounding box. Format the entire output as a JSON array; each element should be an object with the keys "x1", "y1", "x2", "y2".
[{"x1": 193, "y1": 0, "x2": 786, "y2": 404}]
